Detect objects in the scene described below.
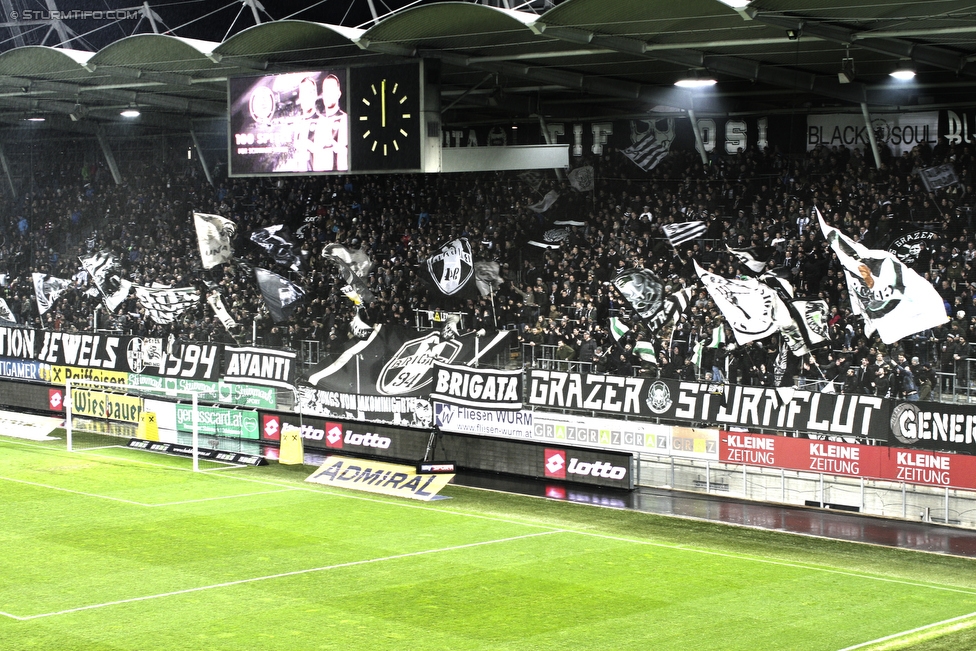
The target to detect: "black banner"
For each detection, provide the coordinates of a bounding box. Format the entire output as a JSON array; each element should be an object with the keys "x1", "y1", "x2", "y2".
[
  {"x1": 158, "y1": 342, "x2": 223, "y2": 381},
  {"x1": 889, "y1": 399, "x2": 976, "y2": 455},
  {"x1": 305, "y1": 324, "x2": 512, "y2": 398},
  {"x1": 526, "y1": 370, "x2": 891, "y2": 441}
]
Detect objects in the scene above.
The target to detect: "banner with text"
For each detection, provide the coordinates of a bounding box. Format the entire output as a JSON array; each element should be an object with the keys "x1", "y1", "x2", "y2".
[
  {"x1": 525, "y1": 371, "x2": 890, "y2": 441},
  {"x1": 719, "y1": 431, "x2": 976, "y2": 490},
  {"x1": 807, "y1": 112, "x2": 938, "y2": 156}
]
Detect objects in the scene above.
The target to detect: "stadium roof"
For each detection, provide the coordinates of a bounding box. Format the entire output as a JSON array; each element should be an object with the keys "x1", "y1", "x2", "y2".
[{"x1": 1, "y1": 0, "x2": 975, "y2": 135}]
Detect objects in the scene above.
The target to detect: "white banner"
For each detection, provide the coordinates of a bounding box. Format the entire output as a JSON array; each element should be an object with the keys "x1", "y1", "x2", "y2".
[{"x1": 806, "y1": 112, "x2": 938, "y2": 156}]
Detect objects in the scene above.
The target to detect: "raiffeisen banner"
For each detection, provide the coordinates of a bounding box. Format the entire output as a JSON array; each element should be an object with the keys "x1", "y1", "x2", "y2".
[{"x1": 306, "y1": 455, "x2": 453, "y2": 501}]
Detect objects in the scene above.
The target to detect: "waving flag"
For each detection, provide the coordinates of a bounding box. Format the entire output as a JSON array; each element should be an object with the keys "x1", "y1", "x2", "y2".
[
  {"x1": 695, "y1": 261, "x2": 779, "y2": 345},
  {"x1": 621, "y1": 131, "x2": 670, "y2": 171},
  {"x1": 194, "y1": 212, "x2": 236, "y2": 269},
  {"x1": 254, "y1": 267, "x2": 305, "y2": 323},
  {"x1": 250, "y1": 225, "x2": 303, "y2": 271},
  {"x1": 728, "y1": 245, "x2": 772, "y2": 275},
  {"x1": 611, "y1": 268, "x2": 693, "y2": 335},
  {"x1": 423, "y1": 238, "x2": 477, "y2": 301},
  {"x1": 32, "y1": 273, "x2": 73, "y2": 316},
  {"x1": 79, "y1": 250, "x2": 131, "y2": 312},
  {"x1": 817, "y1": 207, "x2": 947, "y2": 343},
  {"x1": 568, "y1": 166, "x2": 594, "y2": 192},
  {"x1": 663, "y1": 221, "x2": 707, "y2": 248},
  {"x1": 0, "y1": 298, "x2": 14, "y2": 323},
  {"x1": 322, "y1": 243, "x2": 374, "y2": 305},
  {"x1": 528, "y1": 190, "x2": 559, "y2": 214},
  {"x1": 134, "y1": 286, "x2": 200, "y2": 325}
]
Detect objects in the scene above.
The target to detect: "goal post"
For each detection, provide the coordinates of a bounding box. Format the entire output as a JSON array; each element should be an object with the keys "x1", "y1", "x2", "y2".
[{"x1": 65, "y1": 378, "x2": 203, "y2": 471}]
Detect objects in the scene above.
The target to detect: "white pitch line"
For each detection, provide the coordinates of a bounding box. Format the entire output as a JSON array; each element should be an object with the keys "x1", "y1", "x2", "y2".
[
  {"x1": 0, "y1": 475, "x2": 150, "y2": 506},
  {"x1": 835, "y1": 610, "x2": 976, "y2": 650},
  {"x1": 143, "y1": 488, "x2": 299, "y2": 507},
  {"x1": 0, "y1": 475, "x2": 297, "y2": 508},
  {"x1": 3, "y1": 530, "x2": 563, "y2": 621},
  {"x1": 564, "y1": 528, "x2": 976, "y2": 597}
]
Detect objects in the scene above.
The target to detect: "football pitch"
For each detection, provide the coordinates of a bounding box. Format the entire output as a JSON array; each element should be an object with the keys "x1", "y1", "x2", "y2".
[{"x1": 3, "y1": 437, "x2": 976, "y2": 651}]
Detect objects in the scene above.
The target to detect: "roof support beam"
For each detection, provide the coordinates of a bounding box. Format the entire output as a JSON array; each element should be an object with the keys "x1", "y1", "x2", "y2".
[
  {"x1": 744, "y1": 9, "x2": 976, "y2": 76},
  {"x1": 531, "y1": 20, "x2": 870, "y2": 106},
  {"x1": 358, "y1": 38, "x2": 695, "y2": 110}
]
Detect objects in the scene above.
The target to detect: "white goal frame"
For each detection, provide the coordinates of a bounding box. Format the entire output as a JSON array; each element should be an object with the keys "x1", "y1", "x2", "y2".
[{"x1": 65, "y1": 378, "x2": 203, "y2": 471}]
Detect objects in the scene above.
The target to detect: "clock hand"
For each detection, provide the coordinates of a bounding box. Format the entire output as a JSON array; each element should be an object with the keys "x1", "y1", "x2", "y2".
[{"x1": 381, "y1": 79, "x2": 386, "y2": 128}]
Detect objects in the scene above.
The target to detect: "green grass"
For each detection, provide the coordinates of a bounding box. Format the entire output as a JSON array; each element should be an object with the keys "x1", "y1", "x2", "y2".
[{"x1": 2, "y1": 436, "x2": 976, "y2": 650}]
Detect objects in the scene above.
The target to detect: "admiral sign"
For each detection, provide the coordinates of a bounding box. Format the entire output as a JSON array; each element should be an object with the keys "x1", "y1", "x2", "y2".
[
  {"x1": 306, "y1": 456, "x2": 454, "y2": 501},
  {"x1": 0, "y1": 357, "x2": 42, "y2": 381},
  {"x1": 526, "y1": 371, "x2": 889, "y2": 440},
  {"x1": 430, "y1": 362, "x2": 522, "y2": 410}
]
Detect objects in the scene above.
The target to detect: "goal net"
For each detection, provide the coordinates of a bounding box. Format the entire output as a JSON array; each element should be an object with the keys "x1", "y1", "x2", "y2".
[{"x1": 65, "y1": 378, "x2": 209, "y2": 470}]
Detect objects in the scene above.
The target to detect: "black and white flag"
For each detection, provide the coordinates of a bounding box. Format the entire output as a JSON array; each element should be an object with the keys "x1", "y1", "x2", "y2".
[
  {"x1": 568, "y1": 166, "x2": 594, "y2": 192},
  {"x1": 695, "y1": 261, "x2": 779, "y2": 345},
  {"x1": 254, "y1": 267, "x2": 305, "y2": 323},
  {"x1": 250, "y1": 225, "x2": 303, "y2": 271},
  {"x1": 818, "y1": 207, "x2": 948, "y2": 344},
  {"x1": 0, "y1": 298, "x2": 14, "y2": 323},
  {"x1": 528, "y1": 189, "x2": 559, "y2": 213},
  {"x1": 134, "y1": 285, "x2": 200, "y2": 325},
  {"x1": 789, "y1": 298, "x2": 830, "y2": 350},
  {"x1": 79, "y1": 250, "x2": 131, "y2": 312},
  {"x1": 611, "y1": 268, "x2": 693, "y2": 335},
  {"x1": 423, "y1": 238, "x2": 477, "y2": 300},
  {"x1": 663, "y1": 221, "x2": 707, "y2": 248},
  {"x1": 473, "y1": 260, "x2": 502, "y2": 297},
  {"x1": 918, "y1": 164, "x2": 959, "y2": 192},
  {"x1": 194, "y1": 212, "x2": 236, "y2": 269},
  {"x1": 32, "y1": 273, "x2": 73, "y2": 316},
  {"x1": 517, "y1": 171, "x2": 544, "y2": 192},
  {"x1": 206, "y1": 289, "x2": 239, "y2": 334},
  {"x1": 527, "y1": 219, "x2": 585, "y2": 251},
  {"x1": 621, "y1": 131, "x2": 670, "y2": 171},
  {"x1": 322, "y1": 243, "x2": 374, "y2": 305},
  {"x1": 728, "y1": 245, "x2": 772, "y2": 275}
]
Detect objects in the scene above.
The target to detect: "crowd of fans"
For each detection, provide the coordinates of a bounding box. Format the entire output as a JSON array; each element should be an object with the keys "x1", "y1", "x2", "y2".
[{"x1": 1, "y1": 133, "x2": 975, "y2": 398}]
